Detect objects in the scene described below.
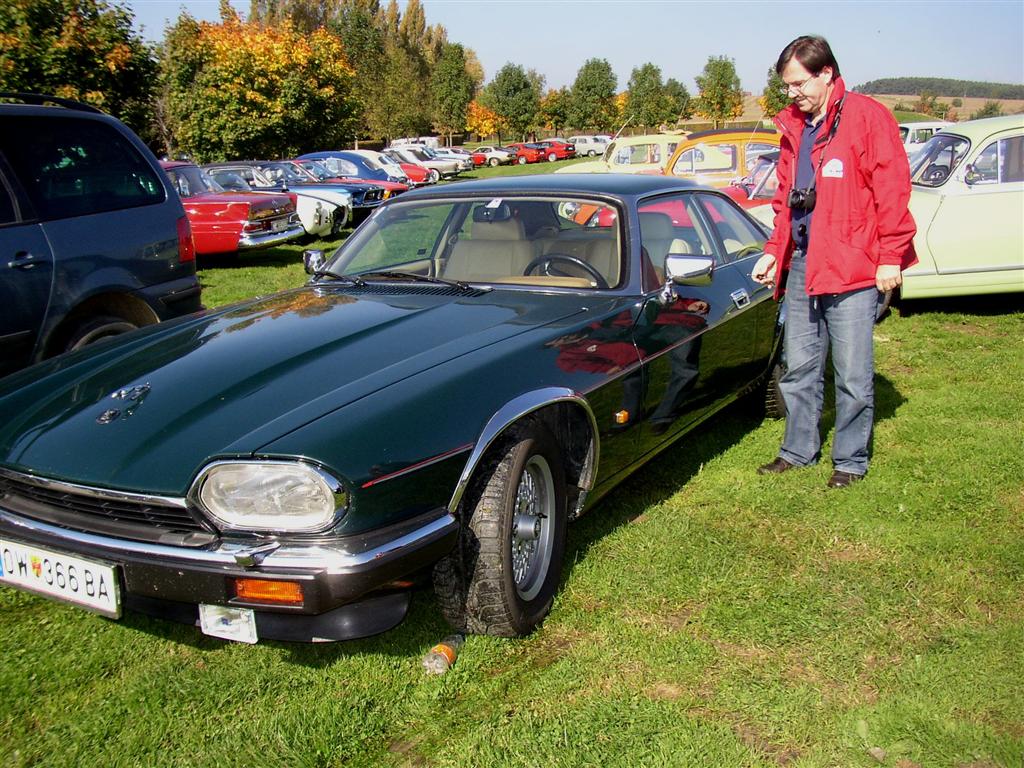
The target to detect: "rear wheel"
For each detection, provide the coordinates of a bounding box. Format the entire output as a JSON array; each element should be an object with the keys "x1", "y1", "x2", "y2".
[
  {"x1": 547, "y1": 152, "x2": 557, "y2": 162},
  {"x1": 433, "y1": 421, "x2": 567, "y2": 637},
  {"x1": 488, "y1": 157, "x2": 500, "y2": 167},
  {"x1": 65, "y1": 315, "x2": 138, "y2": 353},
  {"x1": 428, "y1": 168, "x2": 441, "y2": 183},
  {"x1": 763, "y1": 359, "x2": 787, "y2": 419}
]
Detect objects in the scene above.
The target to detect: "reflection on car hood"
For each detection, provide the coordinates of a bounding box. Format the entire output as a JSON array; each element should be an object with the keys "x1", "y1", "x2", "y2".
[{"x1": 0, "y1": 287, "x2": 586, "y2": 494}]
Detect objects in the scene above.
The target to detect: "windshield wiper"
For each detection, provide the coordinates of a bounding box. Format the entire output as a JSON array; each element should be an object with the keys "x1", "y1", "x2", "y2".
[
  {"x1": 311, "y1": 271, "x2": 365, "y2": 286},
  {"x1": 357, "y1": 270, "x2": 473, "y2": 291}
]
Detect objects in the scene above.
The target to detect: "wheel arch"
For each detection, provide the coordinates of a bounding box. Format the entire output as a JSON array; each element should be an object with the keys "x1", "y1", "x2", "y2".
[
  {"x1": 41, "y1": 291, "x2": 159, "y2": 358},
  {"x1": 448, "y1": 387, "x2": 599, "y2": 519}
]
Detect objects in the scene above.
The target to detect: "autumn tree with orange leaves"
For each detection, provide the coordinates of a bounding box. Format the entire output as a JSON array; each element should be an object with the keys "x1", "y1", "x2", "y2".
[
  {"x1": 0, "y1": 0, "x2": 156, "y2": 134},
  {"x1": 159, "y1": 6, "x2": 358, "y2": 161},
  {"x1": 465, "y1": 100, "x2": 504, "y2": 142}
]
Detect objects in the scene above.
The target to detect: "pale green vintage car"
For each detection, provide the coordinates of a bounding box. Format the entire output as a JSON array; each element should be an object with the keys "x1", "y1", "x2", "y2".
[
  {"x1": 902, "y1": 114, "x2": 1023, "y2": 299},
  {"x1": 555, "y1": 133, "x2": 687, "y2": 175}
]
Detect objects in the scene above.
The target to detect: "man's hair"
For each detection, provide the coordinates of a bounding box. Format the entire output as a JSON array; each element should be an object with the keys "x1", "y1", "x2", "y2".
[{"x1": 776, "y1": 35, "x2": 841, "y2": 78}]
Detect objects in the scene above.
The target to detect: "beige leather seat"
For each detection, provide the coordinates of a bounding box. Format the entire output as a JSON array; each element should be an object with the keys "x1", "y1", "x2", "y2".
[
  {"x1": 444, "y1": 217, "x2": 534, "y2": 282},
  {"x1": 638, "y1": 212, "x2": 676, "y2": 265}
]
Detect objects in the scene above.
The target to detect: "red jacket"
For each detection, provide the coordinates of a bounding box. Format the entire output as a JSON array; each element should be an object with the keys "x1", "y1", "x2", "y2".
[{"x1": 765, "y1": 77, "x2": 917, "y2": 297}]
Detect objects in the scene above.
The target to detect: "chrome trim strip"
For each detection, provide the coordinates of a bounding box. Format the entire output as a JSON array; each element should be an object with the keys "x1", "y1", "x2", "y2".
[
  {"x1": 0, "y1": 507, "x2": 456, "y2": 572},
  {"x1": 936, "y1": 264, "x2": 1024, "y2": 275},
  {"x1": 0, "y1": 467, "x2": 187, "y2": 509},
  {"x1": 447, "y1": 387, "x2": 600, "y2": 515},
  {"x1": 361, "y1": 443, "x2": 474, "y2": 489}
]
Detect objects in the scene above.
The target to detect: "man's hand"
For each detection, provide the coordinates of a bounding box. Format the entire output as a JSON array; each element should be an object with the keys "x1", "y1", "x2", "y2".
[
  {"x1": 751, "y1": 253, "x2": 778, "y2": 286},
  {"x1": 876, "y1": 264, "x2": 903, "y2": 292}
]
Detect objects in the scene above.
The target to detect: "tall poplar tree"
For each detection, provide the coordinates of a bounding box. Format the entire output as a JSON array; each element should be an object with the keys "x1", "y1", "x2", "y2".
[{"x1": 695, "y1": 55, "x2": 744, "y2": 128}]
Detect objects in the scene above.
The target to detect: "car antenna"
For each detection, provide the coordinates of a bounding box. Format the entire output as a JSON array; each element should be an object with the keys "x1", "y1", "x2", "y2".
[{"x1": 611, "y1": 114, "x2": 634, "y2": 142}]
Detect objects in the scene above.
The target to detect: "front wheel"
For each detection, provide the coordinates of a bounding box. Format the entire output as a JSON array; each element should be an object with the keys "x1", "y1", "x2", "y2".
[
  {"x1": 517, "y1": 155, "x2": 527, "y2": 165},
  {"x1": 488, "y1": 157, "x2": 500, "y2": 167},
  {"x1": 433, "y1": 421, "x2": 567, "y2": 637},
  {"x1": 547, "y1": 152, "x2": 557, "y2": 162}
]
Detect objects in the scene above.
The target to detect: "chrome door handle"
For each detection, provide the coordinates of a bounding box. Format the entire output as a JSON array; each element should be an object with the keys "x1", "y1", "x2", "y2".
[
  {"x1": 8, "y1": 251, "x2": 39, "y2": 270},
  {"x1": 730, "y1": 289, "x2": 750, "y2": 309}
]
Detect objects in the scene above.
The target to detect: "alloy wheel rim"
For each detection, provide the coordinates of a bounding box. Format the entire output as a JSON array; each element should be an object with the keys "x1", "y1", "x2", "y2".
[{"x1": 510, "y1": 454, "x2": 554, "y2": 601}]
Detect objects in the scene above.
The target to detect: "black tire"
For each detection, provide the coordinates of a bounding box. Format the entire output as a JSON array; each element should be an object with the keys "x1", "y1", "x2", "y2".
[
  {"x1": 488, "y1": 157, "x2": 499, "y2": 167},
  {"x1": 65, "y1": 315, "x2": 138, "y2": 353},
  {"x1": 331, "y1": 205, "x2": 350, "y2": 235},
  {"x1": 763, "y1": 359, "x2": 787, "y2": 420},
  {"x1": 433, "y1": 421, "x2": 567, "y2": 637}
]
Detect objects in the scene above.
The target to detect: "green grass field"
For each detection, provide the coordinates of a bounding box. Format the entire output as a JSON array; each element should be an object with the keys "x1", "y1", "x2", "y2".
[{"x1": 2, "y1": 160, "x2": 1022, "y2": 767}]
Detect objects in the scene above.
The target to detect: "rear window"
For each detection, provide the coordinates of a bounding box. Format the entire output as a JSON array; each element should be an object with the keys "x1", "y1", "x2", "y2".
[{"x1": 0, "y1": 115, "x2": 164, "y2": 220}]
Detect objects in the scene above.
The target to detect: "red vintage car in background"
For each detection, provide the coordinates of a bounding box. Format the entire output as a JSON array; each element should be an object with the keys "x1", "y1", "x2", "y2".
[
  {"x1": 505, "y1": 142, "x2": 547, "y2": 165},
  {"x1": 536, "y1": 139, "x2": 576, "y2": 162},
  {"x1": 161, "y1": 161, "x2": 304, "y2": 256}
]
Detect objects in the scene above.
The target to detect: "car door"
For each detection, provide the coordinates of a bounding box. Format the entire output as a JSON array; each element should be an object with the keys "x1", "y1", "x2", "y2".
[
  {"x1": 926, "y1": 131, "x2": 1024, "y2": 278},
  {"x1": 630, "y1": 192, "x2": 764, "y2": 456},
  {"x1": 0, "y1": 161, "x2": 54, "y2": 377}
]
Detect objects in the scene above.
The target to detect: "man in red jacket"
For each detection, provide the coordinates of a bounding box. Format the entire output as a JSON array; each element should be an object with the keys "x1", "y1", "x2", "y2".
[{"x1": 750, "y1": 36, "x2": 917, "y2": 488}]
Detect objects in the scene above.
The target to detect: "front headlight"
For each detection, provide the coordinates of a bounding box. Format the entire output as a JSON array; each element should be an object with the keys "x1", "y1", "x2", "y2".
[{"x1": 193, "y1": 461, "x2": 346, "y2": 533}]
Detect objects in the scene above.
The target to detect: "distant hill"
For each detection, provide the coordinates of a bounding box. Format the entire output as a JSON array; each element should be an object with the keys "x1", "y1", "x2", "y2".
[{"x1": 854, "y1": 78, "x2": 1024, "y2": 100}]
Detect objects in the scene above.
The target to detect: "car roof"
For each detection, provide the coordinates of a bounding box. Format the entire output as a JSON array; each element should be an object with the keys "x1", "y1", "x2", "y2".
[
  {"x1": 608, "y1": 133, "x2": 689, "y2": 146},
  {"x1": 682, "y1": 127, "x2": 778, "y2": 142},
  {"x1": 400, "y1": 174, "x2": 704, "y2": 202},
  {"x1": 931, "y1": 113, "x2": 1024, "y2": 141}
]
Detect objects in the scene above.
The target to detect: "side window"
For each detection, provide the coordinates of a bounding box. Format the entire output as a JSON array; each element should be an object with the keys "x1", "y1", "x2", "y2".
[
  {"x1": 671, "y1": 149, "x2": 695, "y2": 175},
  {"x1": 0, "y1": 170, "x2": 17, "y2": 225},
  {"x1": 999, "y1": 136, "x2": 1024, "y2": 183},
  {"x1": 745, "y1": 142, "x2": 778, "y2": 170},
  {"x1": 0, "y1": 116, "x2": 164, "y2": 220},
  {"x1": 693, "y1": 143, "x2": 737, "y2": 173},
  {"x1": 695, "y1": 193, "x2": 767, "y2": 264},
  {"x1": 968, "y1": 143, "x2": 1000, "y2": 184},
  {"x1": 638, "y1": 194, "x2": 714, "y2": 292}
]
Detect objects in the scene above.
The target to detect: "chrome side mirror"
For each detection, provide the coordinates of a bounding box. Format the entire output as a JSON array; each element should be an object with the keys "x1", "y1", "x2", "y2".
[
  {"x1": 303, "y1": 249, "x2": 325, "y2": 276},
  {"x1": 666, "y1": 254, "x2": 714, "y2": 286}
]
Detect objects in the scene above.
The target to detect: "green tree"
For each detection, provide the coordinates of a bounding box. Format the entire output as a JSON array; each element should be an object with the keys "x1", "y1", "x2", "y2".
[
  {"x1": 694, "y1": 55, "x2": 744, "y2": 129},
  {"x1": 539, "y1": 87, "x2": 571, "y2": 134},
  {"x1": 160, "y1": 11, "x2": 358, "y2": 161},
  {"x1": 664, "y1": 78, "x2": 693, "y2": 123},
  {"x1": 625, "y1": 63, "x2": 671, "y2": 132},
  {"x1": 0, "y1": 0, "x2": 156, "y2": 134},
  {"x1": 971, "y1": 101, "x2": 1004, "y2": 119},
  {"x1": 431, "y1": 42, "x2": 474, "y2": 144},
  {"x1": 328, "y1": 1, "x2": 385, "y2": 143},
  {"x1": 568, "y1": 58, "x2": 617, "y2": 131},
  {"x1": 759, "y1": 66, "x2": 789, "y2": 118},
  {"x1": 481, "y1": 63, "x2": 540, "y2": 140}
]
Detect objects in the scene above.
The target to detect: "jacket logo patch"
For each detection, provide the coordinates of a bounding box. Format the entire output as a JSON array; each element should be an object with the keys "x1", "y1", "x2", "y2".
[{"x1": 822, "y1": 158, "x2": 844, "y2": 178}]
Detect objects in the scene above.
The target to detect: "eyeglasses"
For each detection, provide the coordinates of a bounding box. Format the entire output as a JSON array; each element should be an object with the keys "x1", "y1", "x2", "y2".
[{"x1": 784, "y1": 73, "x2": 819, "y2": 95}]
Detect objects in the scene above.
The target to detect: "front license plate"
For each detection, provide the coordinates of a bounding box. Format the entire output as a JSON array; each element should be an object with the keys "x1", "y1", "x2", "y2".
[{"x1": 0, "y1": 539, "x2": 121, "y2": 618}]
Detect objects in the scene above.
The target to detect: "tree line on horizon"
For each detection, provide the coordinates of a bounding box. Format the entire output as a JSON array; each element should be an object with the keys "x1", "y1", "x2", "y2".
[
  {"x1": 854, "y1": 77, "x2": 1024, "y2": 100},
  {"x1": 1, "y1": 0, "x2": 790, "y2": 162}
]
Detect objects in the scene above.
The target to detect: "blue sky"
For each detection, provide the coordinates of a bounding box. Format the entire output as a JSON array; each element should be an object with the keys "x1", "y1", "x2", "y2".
[{"x1": 125, "y1": 0, "x2": 1024, "y2": 93}]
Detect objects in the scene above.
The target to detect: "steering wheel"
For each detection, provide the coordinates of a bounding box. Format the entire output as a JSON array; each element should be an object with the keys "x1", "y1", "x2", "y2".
[
  {"x1": 523, "y1": 253, "x2": 609, "y2": 289},
  {"x1": 923, "y1": 164, "x2": 949, "y2": 183}
]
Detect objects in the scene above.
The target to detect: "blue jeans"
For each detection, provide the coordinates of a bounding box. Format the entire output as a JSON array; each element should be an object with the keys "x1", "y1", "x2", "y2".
[{"x1": 778, "y1": 253, "x2": 879, "y2": 475}]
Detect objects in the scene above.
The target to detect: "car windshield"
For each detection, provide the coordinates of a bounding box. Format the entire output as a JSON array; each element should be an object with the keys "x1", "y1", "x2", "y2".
[
  {"x1": 317, "y1": 157, "x2": 360, "y2": 177},
  {"x1": 323, "y1": 196, "x2": 622, "y2": 289},
  {"x1": 910, "y1": 133, "x2": 971, "y2": 187},
  {"x1": 297, "y1": 160, "x2": 335, "y2": 180},
  {"x1": 407, "y1": 148, "x2": 431, "y2": 161},
  {"x1": 166, "y1": 165, "x2": 223, "y2": 197},
  {"x1": 259, "y1": 162, "x2": 314, "y2": 184}
]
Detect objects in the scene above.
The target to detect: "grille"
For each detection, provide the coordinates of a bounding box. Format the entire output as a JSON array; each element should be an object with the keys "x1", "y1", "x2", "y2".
[
  {"x1": 365, "y1": 188, "x2": 384, "y2": 203},
  {"x1": 0, "y1": 472, "x2": 216, "y2": 546}
]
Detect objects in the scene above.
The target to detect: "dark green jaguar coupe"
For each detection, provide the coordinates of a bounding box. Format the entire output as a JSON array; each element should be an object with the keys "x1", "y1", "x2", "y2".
[{"x1": 0, "y1": 175, "x2": 780, "y2": 643}]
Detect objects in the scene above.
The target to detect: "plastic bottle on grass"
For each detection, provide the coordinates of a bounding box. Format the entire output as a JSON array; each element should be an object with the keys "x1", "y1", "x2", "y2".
[{"x1": 422, "y1": 634, "x2": 465, "y2": 674}]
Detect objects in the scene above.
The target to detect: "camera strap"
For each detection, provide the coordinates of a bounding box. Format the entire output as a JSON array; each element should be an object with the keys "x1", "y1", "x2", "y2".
[{"x1": 807, "y1": 96, "x2": 845, "y2": 191}]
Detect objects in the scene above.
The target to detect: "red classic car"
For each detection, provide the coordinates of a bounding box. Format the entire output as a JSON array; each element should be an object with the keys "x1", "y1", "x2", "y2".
[
  {"x1": 161, "y1": 161, "x2": 304, "y2": 255},
  {"x1": 536, "y1": 139, "x2": 576, "y2": 162},
  {"x1": 505, "y1": 142, "x2": 547, "y2": 164}
]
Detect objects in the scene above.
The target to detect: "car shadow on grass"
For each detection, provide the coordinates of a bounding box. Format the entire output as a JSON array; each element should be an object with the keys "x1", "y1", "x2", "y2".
[{"x1": 897, "y1": 293, "x2": 1024, "y2": 317}]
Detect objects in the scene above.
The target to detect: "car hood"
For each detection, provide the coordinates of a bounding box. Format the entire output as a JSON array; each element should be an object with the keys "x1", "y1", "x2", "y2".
[{"x1": 0, "y1": 287, "x2": 588, "y2": 494}]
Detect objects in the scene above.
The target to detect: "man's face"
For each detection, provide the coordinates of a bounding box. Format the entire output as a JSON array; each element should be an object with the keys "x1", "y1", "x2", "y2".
[{"x1": 781, "y1": 59, "x2": 832, "y2": 117}]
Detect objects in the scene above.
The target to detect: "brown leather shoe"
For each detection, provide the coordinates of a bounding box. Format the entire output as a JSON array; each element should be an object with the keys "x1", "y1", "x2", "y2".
[
  {"x1": 827, "y1": 470, "x2": 865, "y2": 488},
  {"x1": 757, "y1": 457, "x2": 797, "y2": 475}
]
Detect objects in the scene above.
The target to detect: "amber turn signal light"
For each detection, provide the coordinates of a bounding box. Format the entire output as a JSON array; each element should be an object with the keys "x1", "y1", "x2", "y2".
[{"x1": 234, "y1": 578, "x2": 304, "y2": 606}]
